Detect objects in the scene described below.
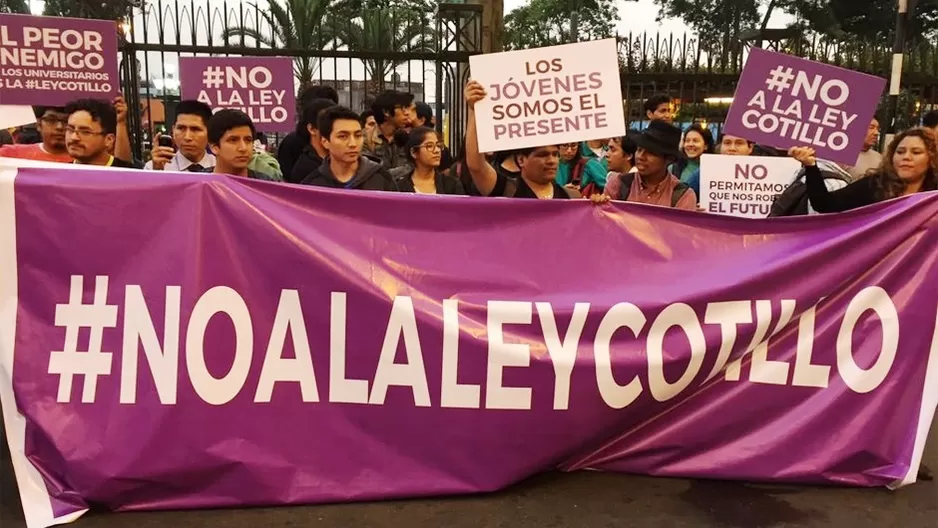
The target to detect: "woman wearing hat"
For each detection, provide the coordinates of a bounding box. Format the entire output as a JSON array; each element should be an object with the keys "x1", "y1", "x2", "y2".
[{"x1": 599, "y1": 120, "x2": 697, "y2": 210}]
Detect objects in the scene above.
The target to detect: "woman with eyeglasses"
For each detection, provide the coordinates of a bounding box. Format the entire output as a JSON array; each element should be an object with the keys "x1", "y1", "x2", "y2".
[
  {"x1": 555, "y1": 143, "x2": 587, "y2": 188},
  {"x1": 392, "y1": 127, "x2": 465, "y2": 195}
]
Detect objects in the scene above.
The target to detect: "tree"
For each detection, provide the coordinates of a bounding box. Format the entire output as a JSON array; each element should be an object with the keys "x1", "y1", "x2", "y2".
[
  {"x1": 0, "y1": 0, "x2": 29, "y2": 14},
  {"x1": 503, "y1": 0, "x2": 625, "y2": 51},
  {"x1": 655, "y1": 0, "x2": 938, "y2": 42},
  {"x1": 328, "y1": 0, "x2": 436, "y2": 91},
  {"x1": 654, "y1": 0, "x2": 762, "y2": 40},
  {"x1": 42, "y1": 0, "x2": 141, "y2": 21},
  {"x1": 223, "y1": 0, "x2": 339, "y2": 87},
  {"x1": 779, "y1": 0, "x2": 938, "y2": 42}
]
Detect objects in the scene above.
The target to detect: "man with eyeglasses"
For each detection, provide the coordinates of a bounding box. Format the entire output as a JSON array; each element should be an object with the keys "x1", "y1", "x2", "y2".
[
  {"x1": 64, "y1": 99, "x2": 136, "y2": 168},
  {"x1": 0, "y1": 106, "x2": 72, "y2": 163}
]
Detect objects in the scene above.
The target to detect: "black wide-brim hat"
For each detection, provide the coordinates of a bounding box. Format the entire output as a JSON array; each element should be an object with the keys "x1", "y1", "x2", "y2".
[{"x1": 627, "y1": 119, "x2": 683, "y2": 159}]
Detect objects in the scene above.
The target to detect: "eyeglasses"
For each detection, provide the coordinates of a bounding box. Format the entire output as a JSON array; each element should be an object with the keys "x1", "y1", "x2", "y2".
[
  {"x1": 559, "y1": 143, "x2": 579, "y2": 150},
  {"x1": 40, "y1": 116, "x2": 68, "y2": 127},
  {"x1": 65, "y1": 127, "x2": 106, "y2": 139},
  {"x1": 419, "y1": 142, "x2": 444, "y2": 152}
]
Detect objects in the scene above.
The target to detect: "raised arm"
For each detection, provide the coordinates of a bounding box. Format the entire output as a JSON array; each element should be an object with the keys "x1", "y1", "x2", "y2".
[
  {"x1": 789, "y1": 146, "x2": 878, "y2": 213},
  {"x1": 113, "y1": 95, "x2": 133, "y2": 164},
  {"x1": 464, "y1": 80, "x2": 499, "y2": 196}
]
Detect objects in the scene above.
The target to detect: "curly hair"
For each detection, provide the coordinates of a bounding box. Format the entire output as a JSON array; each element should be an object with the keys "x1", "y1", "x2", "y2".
[{"x1": 872, "y1": 127, "x2": 938, "y2": 200}]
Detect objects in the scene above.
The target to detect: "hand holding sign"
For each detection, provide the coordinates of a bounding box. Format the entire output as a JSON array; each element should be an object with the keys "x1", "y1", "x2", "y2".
[
  {"x1": 113, "y1": 95, "x2": 127, "y2": 124},
  {"x1": 465, "y1": 80, "x2": 487, "y2": 110},
  {"x1": 789, "y1": 146, "x2": 817, "y2": 167}
]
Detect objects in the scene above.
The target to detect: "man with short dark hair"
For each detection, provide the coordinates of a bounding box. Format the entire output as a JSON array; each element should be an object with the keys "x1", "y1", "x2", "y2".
[
  {"x1": 64, "y1": 99, "x2": 135, "y2": 167},
  {"x1": 464, "y1": 80, "x2": 578, "y2": 199},
  {"x1": 208, "y1": 109, "x2": 273, "y2": 180},
  {"x1": 0, "y1": 106, "x2": 72, "y2": 162},
  {"x1": 146, "y1": 100, "x2": 215, "y2": 172},
  {"x1": 644, "y1": 95, "x2": 674, "y2": 123},
  {"x1": 414, "y1": 101, "x2": 434, "y2": 128},
  {"x1": 360, "y1": 109, "x2": 377, "y2": 138},
  {"x1": 364, "y1": 90, "x2": 415, "y2": 170},
  {"x1": 288, "y1": 98, "x2": 336, "y2": 184},
  {"x1": 718, "y1": 134, "x2": 754, "y2": 156},
  {"x1": 277, "y1": 84, "x2": 340, "y2": 177},
  {"x1": 301, "y1": 106, "x2": 399, "y2": 191}
]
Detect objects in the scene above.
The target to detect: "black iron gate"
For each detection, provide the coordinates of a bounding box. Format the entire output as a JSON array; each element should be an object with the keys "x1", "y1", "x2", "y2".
[{"x1": 116, "y1": 0, "x2": 482, "y2": 159}]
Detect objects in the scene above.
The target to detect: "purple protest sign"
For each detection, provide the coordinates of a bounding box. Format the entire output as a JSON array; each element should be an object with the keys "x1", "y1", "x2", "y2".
[
  {"x1": 0, "y1": 159, "x2": 936, "y2": 528},
  {"x1": 723, "y1": 48, "x2": 887, "y2": 166},
  {"x1": 179, "y1": 56, "x2": 296, "y2": 132},
  {"x1": 0, "y1": 14, "x2": 119, "y2": 106}
]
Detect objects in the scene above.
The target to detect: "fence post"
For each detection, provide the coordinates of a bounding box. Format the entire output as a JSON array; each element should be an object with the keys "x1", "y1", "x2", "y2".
[{"x1": 886, "y1": 0, "x2": 914, "y2": 147}]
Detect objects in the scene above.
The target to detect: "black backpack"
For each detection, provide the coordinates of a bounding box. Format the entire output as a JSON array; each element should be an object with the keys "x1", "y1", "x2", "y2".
[
  {"x1": 768, "y1": 165, "x2": 851, "y2": 217},
  {"x1": 617, "y1": 172, "x2": 689, "y2": 207}
]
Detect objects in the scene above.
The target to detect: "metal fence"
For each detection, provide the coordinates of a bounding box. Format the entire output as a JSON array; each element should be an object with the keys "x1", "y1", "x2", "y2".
[
  {"x1": 617, "y1": 32, "x2": 938, "y2": 134},
  {"x1": 114, "y1": 0, "x2": 938, "y2": 157},
  {"x1": 116, "y1": 0, "x2": 482, "y2": 158}
]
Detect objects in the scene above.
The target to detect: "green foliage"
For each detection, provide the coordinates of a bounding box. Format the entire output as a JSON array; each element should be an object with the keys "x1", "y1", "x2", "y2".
[
  {"x1": 654, "y1": 0, "x2": 938, "y2": 42},
  {"x1": 223, "y1": 0, "x2": 338, "y2": 87},
  {"x1": 0, "y1": 0, "x2": 30, "y2": 14},
  {"x1": 503, "y1": 0, "x2": 625, "y2": 51},
  {"x1": 328, "y1": 0, "x2": 437, "y2": 82},
  {"x1": 785, "y1": 0, "x2": 938, "y2": 41},
  {"x1": 42, "y1": 0, "x2": 140, "y2": 21}
]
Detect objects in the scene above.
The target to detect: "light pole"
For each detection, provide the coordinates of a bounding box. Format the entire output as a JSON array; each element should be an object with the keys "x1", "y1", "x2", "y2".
[{"x1": 885, "y1": 0, "x2": 918, "y2": 147}]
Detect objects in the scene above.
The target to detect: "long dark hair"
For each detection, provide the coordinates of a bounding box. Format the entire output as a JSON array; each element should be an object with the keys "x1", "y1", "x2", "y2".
[
  {"x1": 405, "y1": 127, "x2": 439, "y2": 167},
  {"x1": 873, "y1": 127, "x2": 938, "y2": 200},
  {"x1": 673, "y1": 124, "x2": 714, "y2": 176}
]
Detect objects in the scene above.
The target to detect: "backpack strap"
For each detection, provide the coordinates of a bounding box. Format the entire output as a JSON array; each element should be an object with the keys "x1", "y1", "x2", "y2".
[
  {"x1": 618, "y1": 172, "x2": 635, "y2": 201},
  {"x1": 671, "y1": 181, "x2": 690, "y2": 208}
]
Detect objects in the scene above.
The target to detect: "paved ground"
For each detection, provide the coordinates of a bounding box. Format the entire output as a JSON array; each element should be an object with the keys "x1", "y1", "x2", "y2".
[{"x1": 2, "y1": 421, "x2": 936, "y2": 528}]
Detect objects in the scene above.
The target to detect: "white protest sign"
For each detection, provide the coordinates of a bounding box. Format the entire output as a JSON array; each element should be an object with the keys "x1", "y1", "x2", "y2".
[
  {"x1": 0, "y1": 105, "x2": 37, "y2": 129},
  {"x1": 700, "y1": 154, "x2": 801, "y2": 218},
  {"x1": 469, "y1": 38, "x2": 625, "y2": 153}
]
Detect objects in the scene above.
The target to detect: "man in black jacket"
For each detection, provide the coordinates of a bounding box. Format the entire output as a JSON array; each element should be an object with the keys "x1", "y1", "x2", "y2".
[{"x1": 301, "y1": 106, "x2": 400, "y2": 192}]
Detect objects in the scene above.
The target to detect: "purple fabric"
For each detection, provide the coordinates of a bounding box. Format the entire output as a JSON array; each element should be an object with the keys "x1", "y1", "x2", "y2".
[
  {"x1": 179, "y1": 56, "x2": 296, "y2": 132},
  {"x1": 724, "y1": 48, "x2": 886, "y2": 166},
  {"x1": 5, "y1": 167, "x2": 937, "y2": 526},
  {"x1": 0, "y1": 14, "x2": 119, "y2": 105}
]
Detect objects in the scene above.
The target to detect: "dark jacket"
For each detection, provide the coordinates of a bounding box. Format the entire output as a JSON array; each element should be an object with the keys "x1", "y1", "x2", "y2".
[
  {"x1": 391, "y1": 166, "x2": 466, "y2": 195},
  {"x1": 276, "y1": 132, "x2": 305, "y2": 179},
  {"x1": 289, "y1": 145, "x2": 324, "y2": 184},
  {"x1": 301, "y1": 155, "x2": 400, "y2": 192}
]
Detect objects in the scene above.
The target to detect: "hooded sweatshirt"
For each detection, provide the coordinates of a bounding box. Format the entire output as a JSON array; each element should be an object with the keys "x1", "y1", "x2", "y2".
[{"x1": 301, "y1": 155, "x2": 400, "y2": 192}]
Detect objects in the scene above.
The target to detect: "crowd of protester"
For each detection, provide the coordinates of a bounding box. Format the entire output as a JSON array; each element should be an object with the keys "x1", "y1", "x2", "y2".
[
  {"x1": 0, "y1": 78, "x2": 936, "y2": 480},
  {"x1": 2, "y1": 81, "x2": 938, "y2": 220}
]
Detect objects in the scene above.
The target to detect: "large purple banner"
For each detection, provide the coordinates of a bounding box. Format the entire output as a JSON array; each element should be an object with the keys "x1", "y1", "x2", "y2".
[{"x1": 1, "y1": 160, "x2": 937, "y2": 528}]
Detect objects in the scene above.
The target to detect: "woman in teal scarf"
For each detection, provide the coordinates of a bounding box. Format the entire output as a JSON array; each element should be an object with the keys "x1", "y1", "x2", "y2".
[{"x1": 672, "y1": 124, "x2": 714, "y2": 197}]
